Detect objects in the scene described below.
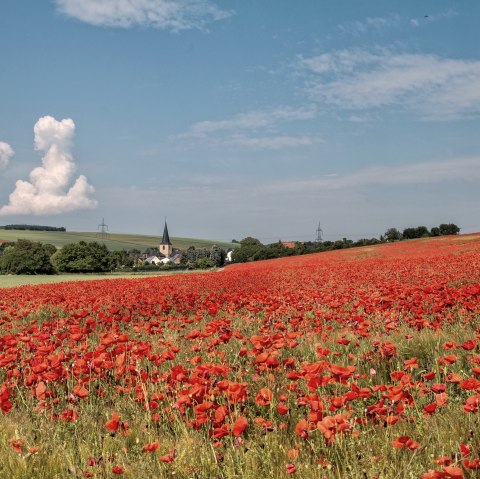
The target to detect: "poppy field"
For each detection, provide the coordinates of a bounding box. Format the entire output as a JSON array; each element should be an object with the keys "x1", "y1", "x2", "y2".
[{"x1": 1, "y1": 235, "x2": 480, "y2": 478}]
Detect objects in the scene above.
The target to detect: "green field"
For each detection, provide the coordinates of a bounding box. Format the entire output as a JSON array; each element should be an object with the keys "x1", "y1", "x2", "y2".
[
  {"x1": 0, "y1": 229, "x2": 235, "y2": 252},
  {"x1": 0, "y1": 270, "x2": 203, "y2": 289}
]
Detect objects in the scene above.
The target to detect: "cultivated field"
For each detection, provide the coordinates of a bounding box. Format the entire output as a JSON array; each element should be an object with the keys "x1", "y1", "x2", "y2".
[
  {"x1": 0, "y1": 271, "x2": 197, "y2": 289},
  {"x1": 0, "y1": 235, "x2": 479, "y2": 478},
  {"x1": 0, "y1": 229, "x2": 235, "y2": 252}
]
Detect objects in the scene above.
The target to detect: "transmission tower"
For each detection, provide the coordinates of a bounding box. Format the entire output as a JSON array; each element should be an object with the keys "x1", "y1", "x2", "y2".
[
  {"x1": 315, "y1": 221, "x2": 323, "y2": 242},
  {"x1": 97, "y1": 218, "x2": 109, "y2": 242}
]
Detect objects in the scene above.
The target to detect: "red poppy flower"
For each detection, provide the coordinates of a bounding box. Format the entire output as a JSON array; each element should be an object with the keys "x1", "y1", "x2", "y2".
[
  {"x1": 286, "y1": 463, "x2": 297, "y2": 474},
  {"x1": 143, "y1": 441, "x2": 160, "y2": 453},
  {"x1": 231, "y1": 416, "x2": 248, "y2": 437},
  {"x1": 160, "y1": 449, "x2": 175, "y2": 463},
  {"x1": 295, "y1": 418, "x2": 309, "y2": 440},
  {"x1": 73, "y1": 385, "x2": 89, "y2": 399},
  {"x1": 105, "y1": 412, "x2": 121, "y2": 431}
]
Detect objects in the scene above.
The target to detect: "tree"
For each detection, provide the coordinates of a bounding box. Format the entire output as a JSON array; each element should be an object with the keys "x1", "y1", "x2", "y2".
[
  {"x1": 384, "y1": 228, "x2": 402, "y2": 242},
  {"x1": 232, "y1": 237, "x2": 265, "y2": 263},
  {"x1": 0, "y1": 239, "x2": 56, "y2": 275},
  {"x1": 439, "y1": 223, "x2": 460, "y2": 236},
  {"x1": 52, "y1": 241, "x2": 113, "y2": 273},
  {"x1": 415, "y1": 226, "x2": 430, "y2": 238},
  {"x1": 195, "y1": 257, "x2": 215, "y2": 269},
  {"x1": 210, "y1": 245, "x2": 226, "y2": 267},
  {"x1": 402, "y1": 227, "x2": 419, "y2": 240},
  {"x1": 110, "y1": 249, "x2": 133, "y2": 269},
  {"x1": 42, "y1": 243, "x2": 57, "y2": 257},
  {"x1": 240, "y1": 237, "x2": 262, "y2": 247},
  {"x1": 430, "y1": 227, "x2": 440, "y2": 237}
]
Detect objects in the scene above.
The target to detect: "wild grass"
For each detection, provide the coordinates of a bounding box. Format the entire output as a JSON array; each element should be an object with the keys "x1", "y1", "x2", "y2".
[{"x1": 0, "y1": 270, "x2": 203, "y2": 289}]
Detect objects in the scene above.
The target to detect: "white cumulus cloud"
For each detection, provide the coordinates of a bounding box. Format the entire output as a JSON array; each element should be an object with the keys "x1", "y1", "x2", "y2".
[
  {"x1": 0, "y1": 141, "x2": 14, "y2": 170},
  {"x1": 0, "y1": 116, "x2": 97, "y2": 216},
  {"x1": 54, "y1": 0, "x2": 232, "y2": 31}
]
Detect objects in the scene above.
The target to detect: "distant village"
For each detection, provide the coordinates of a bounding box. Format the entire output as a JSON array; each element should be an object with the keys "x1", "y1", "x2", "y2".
[
  {"x1": 0, "y1": 221, "x2": 234, "y2": 274},
  {"x1": 130, "y1": 221, "x2": 232, "y2": 266}
]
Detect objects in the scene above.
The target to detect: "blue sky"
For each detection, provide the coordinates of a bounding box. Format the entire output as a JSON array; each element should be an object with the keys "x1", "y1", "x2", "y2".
[{"x1": 1, "y1": 1, "x2": 479, "y2": 242}]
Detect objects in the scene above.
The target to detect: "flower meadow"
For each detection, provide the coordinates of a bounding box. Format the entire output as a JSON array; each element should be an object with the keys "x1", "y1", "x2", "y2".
[{"x1": 1, "y1": 235, "x2": 480, "y2": 478}]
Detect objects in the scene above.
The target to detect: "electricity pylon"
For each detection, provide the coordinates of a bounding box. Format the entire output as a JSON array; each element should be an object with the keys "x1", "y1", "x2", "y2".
[
  {"x1": 315, "y1": 222, "x2": 323, "y2": 242},
  {"x1": 97, "y1": 218, "x2": 109, "y2": 243}
]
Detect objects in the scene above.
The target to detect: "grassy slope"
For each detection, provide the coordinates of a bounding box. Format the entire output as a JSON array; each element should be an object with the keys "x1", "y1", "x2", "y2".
[
  {"x1": 0, "y1": 229, "x2": 235, "y2": 251},
  {"x1": 0, "y1": 270, "x2": 203, "y2": 289}
]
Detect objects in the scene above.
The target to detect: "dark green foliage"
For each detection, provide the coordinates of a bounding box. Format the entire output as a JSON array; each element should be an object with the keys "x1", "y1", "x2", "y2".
[
  {"x1": 195, "y1": 258, "x2": 215, "y2": 269},
  {"x1": 52, "y1": 241, "x2": 113, "y2": 273},
  {"x1": 42, "y1": 243, "x2": 58, "y2": 257},
  {"x1": 109, "y1": 249, "x2": 134, "y2": 269},
  {"x1": 232, "y1": 238, "x2": 335, "y2": 263},
  {"x1": 1, "y1": 224, "x2": 66, "y2": 231},
  {"x1": 384, "y1": 228, "x2": 402, "y2": 242},
  {"x1": 401, "y1": 223, "x2": 460, "y2": 239},
  {"x1": 0, "y1": 239, "x2": 56, "y2": 275},
  {"x1": 402, "y1": 226, "x2": 429, "y2": 239},
  {"x1": 182, "y1": 245, "x2": 226, "y2": 269},
  {"x1": 355, "y1": 238, "x2": 381, "y2": 247},
  {"x1": 0, "y1": 242, "x2": 15, "y2": 253},
  {"x1": 439, "y1": 223, "x2": 460, "y2": 235},
  {"x1": 210, "y1": 245, "x2": 226, "y2": 267},
  {"x1": 185, "y1": 246, "x2": 197, "y2": 264},
  {"x1": 240, "y1": 237, "x2": 262, "y2": 247},
  {"x1": 232, "y1": 240, "x2": 265, "y2": 262}
]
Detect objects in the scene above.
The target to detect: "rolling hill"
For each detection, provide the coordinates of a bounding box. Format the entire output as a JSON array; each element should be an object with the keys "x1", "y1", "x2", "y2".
[{"x1": 0, "y1": 229, "x2": 236, "y2": 252}]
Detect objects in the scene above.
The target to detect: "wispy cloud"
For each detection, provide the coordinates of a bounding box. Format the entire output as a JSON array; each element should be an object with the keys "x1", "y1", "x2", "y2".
[
  {"x1": 338, "y1": 10, "x2": 458, "y2": 34},
  {"x1": 218, "y1": 134, "x2": 318, "y2": 150},
  {"x1": 175, "y1": 106, "x2": 320, "y2": 150},
  {"x1": 264, "y1": 157, "x2": 480, "y2": 194},
  {"x1": 410, "y1": 9, "x2": 458, "y2": 27},
  {"x1": 0, "y1": 116, "x2": 97, "y2": 216},
  {"x1": 0, "y1": 142, "x2": 14, "y2": 170},
  {"x1": 189, "y1": 107, "x2": 316, "y2": 137},
  {"x1": 338, "y1": 14, "x2": 402, "y2": 35},
  {"x1": 299, "y1": 48, "x2": 480, "y2": 120},
  {"x1": 54, "y1": 0, "x2": 232, "y2": 31}
]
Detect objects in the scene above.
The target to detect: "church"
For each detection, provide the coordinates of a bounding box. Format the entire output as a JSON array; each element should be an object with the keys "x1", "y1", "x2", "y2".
[
  {"x1": 159, "y1": 220, "x2": 173, "y2": 258},
  {"x1": 143, "y1": 221, "x2": 181, "y2": 265}
]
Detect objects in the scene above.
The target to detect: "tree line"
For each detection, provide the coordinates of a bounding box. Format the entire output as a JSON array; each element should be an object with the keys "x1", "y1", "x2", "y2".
[
  {"x1": 231, "y1": 223, "x2": 460, "y2": 263},
  {"x1": 0, "y1": 240, "x2": 229, "y2": 275},
  {"x1": 383, "y1": 223, "x2": 460, "y2": 242},
  {"x1": 0, "y1": 240, "x2": 114, "y2": 275},
  {"x1": 231, "y1": 237, "x2": 382, "y2": 263},
  {"x1": 0, "y1": 224, "x2": 66, "y2": 231}
]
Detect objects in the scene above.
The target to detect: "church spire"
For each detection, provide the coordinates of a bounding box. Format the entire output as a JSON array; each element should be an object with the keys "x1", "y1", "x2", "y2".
[{"x1": 161, "y1": 219, "x2": 172, "y2": 246}]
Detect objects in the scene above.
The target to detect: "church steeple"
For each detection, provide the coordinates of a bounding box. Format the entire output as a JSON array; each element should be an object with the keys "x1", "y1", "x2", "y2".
[
  {"x1": 161, "y1": 220, "x2": 172, "y2": 246},
  {"x1": 159, "y1": 219, "x2": 173, "y2": 258}
]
